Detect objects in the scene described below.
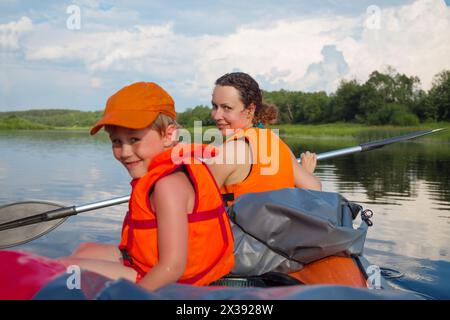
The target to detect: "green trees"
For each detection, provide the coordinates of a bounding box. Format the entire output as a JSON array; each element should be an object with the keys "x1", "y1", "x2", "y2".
[
  {"x1": 0, "y1": 115, "x2": 50, "y2": 130},
  {"x1": 0, "y1": 109, "x2": 102, "y2": 128},
  {"x1": 325, "y1": 68, "x2": 442, "y2": 126},
  {"x1": 426, "y1": 70, "x2": 450, "y2": 121},
  {"x1": 263, "y1": 90, "x2": 301, "y2": 123},
  {"x1": 176, "y1": 105, "x2": 215, "y2": 127},
  {"x1": 262, "y1": 90, "x2": 329, "y2": 124},
  {"x1": 259, "y1": 67, "x2": 446, "y2": 126},
  {"x1": 359, "y1": 69, "x2": 421, "y2": 125},
  {"x1": 328, "y1": 80, "x2": 364, "y2": 122},
  {"x1": 1, "y1": 68, "x2": 448, "y2": 129},
  {"x1": 302, "y1": 92, "x2": 328, "y2": 123}
]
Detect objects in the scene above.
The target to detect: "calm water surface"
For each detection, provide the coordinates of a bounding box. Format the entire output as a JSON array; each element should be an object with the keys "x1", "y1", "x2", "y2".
[{"x1": 1, "y1": 130, "x2": 449, "y2": 299}]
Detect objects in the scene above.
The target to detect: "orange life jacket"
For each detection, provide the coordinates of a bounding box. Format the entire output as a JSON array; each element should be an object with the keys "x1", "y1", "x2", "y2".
[
  {"x1": 221, "y1": 127, "x2": 295, "y2": 206},
  {"x1": 119, "y1": 144, "x2": 234, "y2": 285}
]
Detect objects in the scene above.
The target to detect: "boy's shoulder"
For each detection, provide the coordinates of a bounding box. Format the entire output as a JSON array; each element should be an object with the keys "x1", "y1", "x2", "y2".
[
  {"x1": 153, "y1": 169, "x2": 193, "y2": 194},
  {"x1": 152, "y1": 169, "x2": 195, "y2": 212}
]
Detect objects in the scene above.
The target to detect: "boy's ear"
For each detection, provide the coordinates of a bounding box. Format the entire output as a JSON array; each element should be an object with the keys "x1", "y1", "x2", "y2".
[{"x1": 162, "y1": 124, "x2": 178, "y2": 147}]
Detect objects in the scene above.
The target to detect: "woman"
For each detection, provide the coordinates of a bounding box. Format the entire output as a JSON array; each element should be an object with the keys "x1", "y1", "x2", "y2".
[{"x1": 206, "y1": 72, "x2": 321, "y2": 206}]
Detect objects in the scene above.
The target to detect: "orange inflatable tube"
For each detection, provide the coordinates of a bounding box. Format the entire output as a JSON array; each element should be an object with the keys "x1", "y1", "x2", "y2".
[{"x1": 289, "y1": 256, "x2": 368, "y2": 288}]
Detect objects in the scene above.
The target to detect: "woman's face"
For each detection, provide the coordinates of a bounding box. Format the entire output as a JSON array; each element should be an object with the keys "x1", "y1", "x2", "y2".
[{"x1": 211, "y1": 85, "x2": 254, "y2": 136}]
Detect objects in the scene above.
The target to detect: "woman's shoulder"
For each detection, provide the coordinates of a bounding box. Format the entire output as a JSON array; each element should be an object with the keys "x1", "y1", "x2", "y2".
[{"x1": 220, "y1": 139, "x2": 251, "y2": 164}]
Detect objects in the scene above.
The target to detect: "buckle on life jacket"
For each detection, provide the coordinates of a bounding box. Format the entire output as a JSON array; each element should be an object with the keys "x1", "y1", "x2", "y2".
[{"x1": 120, "y1": 248, "x2": 134, "y2": 265}]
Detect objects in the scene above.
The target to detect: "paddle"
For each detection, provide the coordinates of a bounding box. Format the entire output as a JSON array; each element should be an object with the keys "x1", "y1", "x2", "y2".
[
  {"x1": 0, "y1": 196, "x2": 130, "y2": 249},
  {"x1": 298, "y1": 128, "x2": 446, "y2": 162},
  {"x1": 0, "y1": 128, "x2": 445, "y2": 249}
]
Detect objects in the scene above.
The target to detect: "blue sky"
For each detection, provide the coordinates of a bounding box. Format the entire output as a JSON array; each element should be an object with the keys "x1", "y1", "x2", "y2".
[{"x1": 1, "y1": 0, "x2": 449, "y2": 112}]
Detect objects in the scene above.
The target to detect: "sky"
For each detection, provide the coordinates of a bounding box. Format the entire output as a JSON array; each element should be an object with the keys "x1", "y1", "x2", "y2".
[{"x1": 0, "y1": 0, "x2": 449, "y2": 112}]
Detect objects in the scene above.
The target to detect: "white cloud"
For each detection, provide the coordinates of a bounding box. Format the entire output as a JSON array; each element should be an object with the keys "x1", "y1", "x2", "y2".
[
  {"x1": 191, "y1": 17, "x2": 357, "y2": 95},
  {"x1": 192, "y1": 0, "x2": 450, "y2": 93},
  {"x1": 0, "y1": 16, "x2": 32, "y2": 50},
  {"x1": 90, "y1": 77, "x2": 102, "y2": 88},
  {"x1": 341, "y1": 0, "x2": 450, "y2": 89},
  {"x1": 300, "y1": 45, "x2": 350, "y2": 92},
  {"x1": 71, "y1": 0, "x2": 101, "y2": 9},
  {"x1": 26, "y1": 23, "x2": 179, "y2": 70},
  {"x1": 3, "y1": 0, "x2": 450, "y2": 109}
]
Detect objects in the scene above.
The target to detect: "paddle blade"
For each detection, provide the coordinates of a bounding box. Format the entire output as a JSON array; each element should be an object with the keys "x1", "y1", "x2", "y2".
[{"x1": 0, "y1": 201, "x2": 67, "y2": 249}]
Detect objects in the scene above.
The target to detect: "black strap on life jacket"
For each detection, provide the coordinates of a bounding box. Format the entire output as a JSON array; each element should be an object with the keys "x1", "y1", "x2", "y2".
[{"x1": 222, "y1": 193, "x2": 234, "y2": 207}]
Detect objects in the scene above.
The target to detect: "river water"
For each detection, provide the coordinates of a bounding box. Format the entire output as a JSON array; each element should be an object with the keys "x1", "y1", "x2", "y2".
[{"x1": 0, "y1": 130, "x2": 449, "y2": 299}]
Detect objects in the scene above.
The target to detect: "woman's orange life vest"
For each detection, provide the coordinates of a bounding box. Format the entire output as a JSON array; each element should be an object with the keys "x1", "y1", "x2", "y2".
[
  {"x1": 221, "y1": 127, "x2": 295, "y2": 206},
  {"x1": 119, "y1": 144, "x2": 234, "y2": 285}
]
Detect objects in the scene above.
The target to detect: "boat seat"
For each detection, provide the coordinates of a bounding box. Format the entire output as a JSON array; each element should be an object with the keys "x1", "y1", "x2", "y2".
[{"x1": 210, "y1": 272, "x2": 303, "y2": 288}]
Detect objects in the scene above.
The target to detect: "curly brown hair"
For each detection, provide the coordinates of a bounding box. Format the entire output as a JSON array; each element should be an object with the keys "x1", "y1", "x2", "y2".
[{"x1": 215, "y1": 72, "x2": 278, "y2": 126}]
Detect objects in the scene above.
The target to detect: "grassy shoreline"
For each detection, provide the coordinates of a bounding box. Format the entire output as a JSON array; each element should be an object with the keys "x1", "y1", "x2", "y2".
[
  {"x1": 1, "y1": 122, "x2": 449, "y2": 143},
  {"x1": 273, "y1": 123, "x2": 450, "y2": 143}
]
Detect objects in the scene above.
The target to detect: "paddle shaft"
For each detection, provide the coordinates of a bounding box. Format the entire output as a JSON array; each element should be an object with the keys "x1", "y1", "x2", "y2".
[
  {"x1": 0, "y1": 196, "x2": 130, "y2": 231},
  {"x1": 298, "y1": 128, "x2": 445, "y2": 162},
  {"x1": 0, "y1": 128, "x2": 444, "y2": 231}
]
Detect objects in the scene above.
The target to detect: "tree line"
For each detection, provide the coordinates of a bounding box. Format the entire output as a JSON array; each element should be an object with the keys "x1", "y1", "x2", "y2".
[
  {"x1": 178, "y1": 68, "x2": 450, "y2": 127},
  {"x1": 1, "y1": 68, "x2": 449, "y2": 129},
  {"x1": 0, "y1": 109, "x2": 102, "y2": 129}
]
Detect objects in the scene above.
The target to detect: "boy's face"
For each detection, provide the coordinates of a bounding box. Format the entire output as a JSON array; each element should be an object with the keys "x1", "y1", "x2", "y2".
[
  {"x1": 211, "y1": 85, "x2": 255, "y2": 136},
  {"x1": 106, "y1": 126, "x2": 166, "y2": 178}
]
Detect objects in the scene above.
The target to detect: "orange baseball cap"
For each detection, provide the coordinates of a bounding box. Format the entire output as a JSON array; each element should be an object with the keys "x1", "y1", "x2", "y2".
[{"x1": 90, "y1": 82, "x2": 176, "y2": 135}]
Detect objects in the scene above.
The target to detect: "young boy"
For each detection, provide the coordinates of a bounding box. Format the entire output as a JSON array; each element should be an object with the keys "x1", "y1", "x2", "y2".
[{"x1": 59, "y1": 82, "x2": 234, "y2": 291}]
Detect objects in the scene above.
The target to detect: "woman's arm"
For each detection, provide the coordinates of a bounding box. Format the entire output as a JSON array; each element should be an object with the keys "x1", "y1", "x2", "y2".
[
  {"x1": 137, "y1": 172, "x2": 193, "y2": 291},
  {"x1": 291, "y1": 151, "x2": 322, "y2": 191}
]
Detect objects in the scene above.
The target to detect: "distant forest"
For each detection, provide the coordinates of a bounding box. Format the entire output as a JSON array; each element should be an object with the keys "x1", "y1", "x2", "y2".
[
  {"x1": 1, "y1": 68, "x2": 449, "y2": 129},
  {"x1": 0, "y1": 109, "x2": 102, "y2": 129}
]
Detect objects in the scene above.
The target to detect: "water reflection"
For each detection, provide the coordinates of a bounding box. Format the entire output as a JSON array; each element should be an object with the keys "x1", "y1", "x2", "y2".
[
  {"x1": 364, "y1": 244, "x2": 450, "y2": 299},
  {"x1": 287, "y1": 137, "x2": 450, "y2": 205},
  {"x1": 0, "y1": 130, "x2": 128, "y2": 257}
]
